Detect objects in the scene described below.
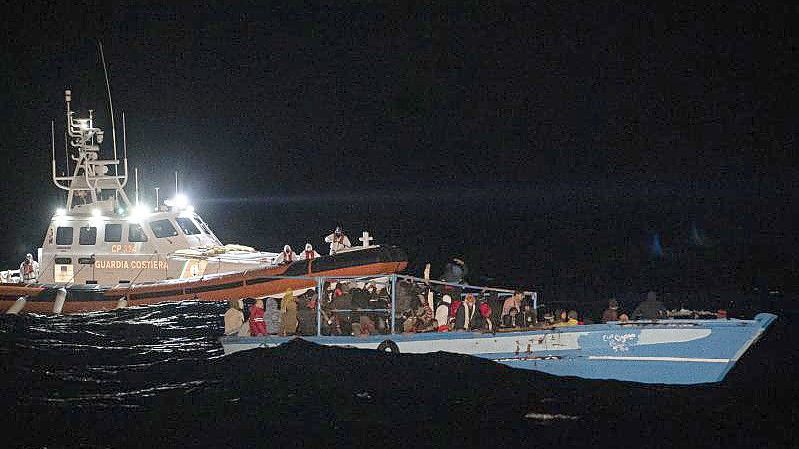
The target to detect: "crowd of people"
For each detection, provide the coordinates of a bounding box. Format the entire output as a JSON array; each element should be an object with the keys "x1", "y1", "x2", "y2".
[
  {"x1": 222, "y1": 250, "x2": 678, "y2": 337},
  {"x1": 224, "y1": 286, "x2": 683, "y2": 337}
]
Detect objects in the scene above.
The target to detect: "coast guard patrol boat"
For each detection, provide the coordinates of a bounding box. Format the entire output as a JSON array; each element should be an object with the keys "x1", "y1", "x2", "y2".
[{"x1": 0, "y1": 90, "x2": 406, "y2": 313}]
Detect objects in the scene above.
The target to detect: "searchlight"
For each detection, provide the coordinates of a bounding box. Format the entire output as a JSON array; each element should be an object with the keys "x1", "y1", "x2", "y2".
[{"x1": 128, "y1": 204, "x2": 151, "y2": 223}]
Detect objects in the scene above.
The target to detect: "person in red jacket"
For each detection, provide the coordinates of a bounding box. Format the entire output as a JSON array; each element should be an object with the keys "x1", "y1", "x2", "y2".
[{"x1": 249, "y1": 299, "x2": 267, "y2": 336}]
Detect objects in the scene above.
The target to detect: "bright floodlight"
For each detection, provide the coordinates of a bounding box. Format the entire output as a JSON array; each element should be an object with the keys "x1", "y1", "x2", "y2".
[
  {"x1": 91, "y1": 208, "x2": 102, "y2": 217},
  {"x1": 165, "y1": 194, "x2": 189, "y2": 210},
  {"x1": 55, "y1": 208, "x2": 66, "y2": 216}
]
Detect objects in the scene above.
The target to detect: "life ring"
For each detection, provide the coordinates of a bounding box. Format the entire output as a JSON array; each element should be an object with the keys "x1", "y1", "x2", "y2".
[{"x1": 377, "y1": 339, "x2": 400, "y2": 353}]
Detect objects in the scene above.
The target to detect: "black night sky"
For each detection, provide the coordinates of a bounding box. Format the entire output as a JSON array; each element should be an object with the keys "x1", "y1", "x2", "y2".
[{"x1": 0, "y1": 2, "x2": 796, "y2": 300}]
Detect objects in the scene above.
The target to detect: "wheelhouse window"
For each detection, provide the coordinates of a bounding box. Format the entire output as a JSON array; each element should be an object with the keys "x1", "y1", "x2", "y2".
[
  {"x1": 149, "y1": 219, "x2": 178, "y2": 238},
  {"x1": 128, "y1": 223, "x2": 148, "y2": 242},
  {"x1": 56, "y1": 227, "x2": 74, "y2": 245},
  {"x1": 79, "y1": 226, "x2": 97, "y2": 245},
  {"x1": 175, "y1": 217, "x2": 201, "y2": 235},
  {"x1": 104, "y1": 223, "x2": 122, "y2": 242}
]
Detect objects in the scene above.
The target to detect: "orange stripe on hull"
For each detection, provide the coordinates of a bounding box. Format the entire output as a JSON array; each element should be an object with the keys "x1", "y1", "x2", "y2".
[{"x1": 0, "y1": 261, "x2": 407, "y2": 314}]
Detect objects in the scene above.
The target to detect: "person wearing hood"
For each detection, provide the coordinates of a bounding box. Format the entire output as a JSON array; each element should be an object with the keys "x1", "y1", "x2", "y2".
[
  {"x1": 274, "y1": 245, "x2": 297, "y2": 265},
  {"x1": 249, "y1": 299, "x2": 267, "y2": 336},
  {"x1": 435, "y1": 294, "x2": 452, "y2": 332},
  {"x1": 279, "y1": 289, "x2": 298, "y2": 336},
  {"x1": 301, "y1": 243, "x2": 320, "y2": 260},
  {"x1": 324, "y1": 226, "x2": 351, "y2": 255},
  {"x1": 224, "y1": 298, "x2": 245, "y2": 336}
]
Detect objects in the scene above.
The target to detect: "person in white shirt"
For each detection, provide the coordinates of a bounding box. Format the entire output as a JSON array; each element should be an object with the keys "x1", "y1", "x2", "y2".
[
  {"x1": 274, "y1": 245, "x2": 297, "y2": 265},
  {"x1": 19, "y1": 253, "x2": 40, "y2": 283},
  {"x1": 301, "y1": 243, "x2": 320, "y2": 260},
  {"x1": 324, "y1": 226, "x2": 351, "y2": 255}
]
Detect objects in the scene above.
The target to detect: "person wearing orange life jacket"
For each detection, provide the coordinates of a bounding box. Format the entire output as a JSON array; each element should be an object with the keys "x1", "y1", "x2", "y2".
[
  {"x1": 274, "y1": 245, "x2": 297, "y2": 265},
  {"x1": 301, "y1": 243, "x2": 320, "y2": 260},
  {"x1": 19, "y1": 253, "x2": 40, "y2": 284},
  {"x1": 324, "y1": 226, "x2": 351, "y2": 255}
]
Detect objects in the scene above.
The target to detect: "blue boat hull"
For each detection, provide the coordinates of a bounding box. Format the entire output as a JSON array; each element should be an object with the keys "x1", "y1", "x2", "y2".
[{"x1": 220, "y1": 313, "x2": 777, "y2": 385}]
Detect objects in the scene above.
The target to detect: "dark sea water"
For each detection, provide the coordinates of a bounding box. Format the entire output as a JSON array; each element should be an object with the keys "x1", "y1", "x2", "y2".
[
  {"x1": 0, "y1": 303, "x2": 795, "y2": 448},
  {"x1": 1, "y1": 194, "x2": 795, "y2": 448}
]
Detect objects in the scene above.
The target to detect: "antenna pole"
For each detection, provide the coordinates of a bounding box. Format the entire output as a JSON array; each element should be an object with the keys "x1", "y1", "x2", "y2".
[
  {"x1": 50, "y1": 120, "x2": 55, "y2": 166},
  {"x1": 175, "y1": 171, "x2": 179, "y2": 194},
  {"x1": 155, "y1": 187, "x2": 160, "y2": 207},
  {"x1": 122, "y1": 111, "x2": 127, "y2": 159},
  {"x1": 135, "y1": 167, "x2": 139, "y2": 205},
  {"x1": 98, "y1": 41, "x2": 118, "y2": 174}
]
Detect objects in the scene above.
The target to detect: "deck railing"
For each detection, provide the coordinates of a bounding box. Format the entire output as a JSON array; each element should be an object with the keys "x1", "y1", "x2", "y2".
[{"x1": 250, "y1": 273, "x2": 537, "y2": 337}]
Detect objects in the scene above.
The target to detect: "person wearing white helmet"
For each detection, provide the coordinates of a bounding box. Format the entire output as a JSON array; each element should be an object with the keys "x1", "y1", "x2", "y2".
[
  {"x1": 19, "y1": 253, "x2": 40, "y2": 284},
  {"x1": 324, "y1": 226, "x2": 351, "y2": 255},
  {"x1": 435, "y1": 294, "x2": 452, "y2": 332},
  {"x1": 300, "y1": 243, "x2": 320, "y2": 260},
  {"x1": 274, "y1": 245, "x2": 297, "y2": 265}
]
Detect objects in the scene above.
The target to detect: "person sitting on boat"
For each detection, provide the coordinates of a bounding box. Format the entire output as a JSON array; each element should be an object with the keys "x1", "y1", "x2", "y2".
[
  {"x1": 324, "y1": 226, "x2": 351, "y2": 255},
  {"x1": 552, "y1": 309, "x2": 579, "y2": 327},
  {"x1": 502, "y1": 308, "x2": 518, "y2": 328},
  {"x1": 519, "y1": 303, "x2": 537, "y2": 327},
  {"x1": 602, "y1": 298, "x2": 620, "y2": 322},
  {"x1": 435, "y1": 294, "x2": 452, "y2": 332},
  {"x1": 632, "y1": 291, "x2": 667, "y2": 320},
  {"x1": 224, "y1": 299, "x2": 245, "y2": 336},
  {"x1": 301, "y1": 243, "x2": 320, "y2": 260},
  {"x1": 454, "y1": 294, "x2": 481, "y2": 331},
  {"x1": 274, "y1": 245, "x2": 298, "y2": 265},
  {"x1": 249, "y1": 299, "x2": 267, "y2": 336},
  {"x1": 19, "y1": 253, "x2": 40, "y2": 284},
  {"x1": 279, "y1": 289, "x2": 298, "y2": 336},
  {"x1": 501, "y1": 291, "x2": 523, "y2": 320},
  {"x1": 414, "y1": 304, "x2": 437, "y2": 332}
]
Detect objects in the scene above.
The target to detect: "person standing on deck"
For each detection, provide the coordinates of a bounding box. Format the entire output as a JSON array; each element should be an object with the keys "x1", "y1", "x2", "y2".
[
  {"x1": 279, "y1": 289, "x2": 298, "y2": 336},
  {"x1": 324, "y1": 226, "x2": 351, "y2": 255},
  {"x1": 19, "y1": 253, "x2": 39, "y2": 283},
  {"x1": 301, "y1": 243, "x2": 320, "y2": 260},
  {"x1": 249, "y1": 299, "x2": 267, "y2": 336},
  {"x1": 632, "y1": 291, "x2": 667, "y2": 320},
  {"x1": 441, "y1": 258, "x2": 468, "y2": 284},
  {"x1": 455, "y1": 294, "x2": 480, "y2": 331}
]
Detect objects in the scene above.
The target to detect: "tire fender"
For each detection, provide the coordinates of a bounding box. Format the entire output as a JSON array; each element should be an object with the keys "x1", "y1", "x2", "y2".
[{"x1": 376, "y1": 339, "x2": 400, "y2": 353}]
